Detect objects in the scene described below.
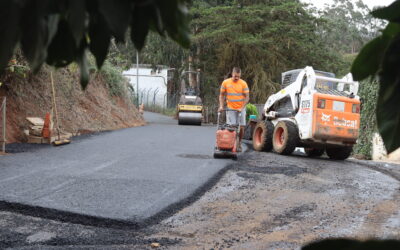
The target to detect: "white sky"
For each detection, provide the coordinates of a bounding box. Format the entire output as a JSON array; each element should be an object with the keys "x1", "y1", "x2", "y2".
[{"x1": 301, "y1": 0, "x2": 395, "y2": 10}]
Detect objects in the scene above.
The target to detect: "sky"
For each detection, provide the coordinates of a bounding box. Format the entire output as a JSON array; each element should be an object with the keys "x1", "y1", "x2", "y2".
[{"x1": 301, "y1": 0, "x2": 395, "y2": 10}]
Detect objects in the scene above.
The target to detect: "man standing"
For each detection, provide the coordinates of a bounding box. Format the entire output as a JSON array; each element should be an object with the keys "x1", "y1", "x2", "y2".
[{"x1": 218, "y1": 67, "x2": 249, "y2": 152}]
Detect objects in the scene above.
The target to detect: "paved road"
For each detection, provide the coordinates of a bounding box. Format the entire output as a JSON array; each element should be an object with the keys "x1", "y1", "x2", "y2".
[{"x1": 0, "y1": 112, "x2": 231, "y2": 225}]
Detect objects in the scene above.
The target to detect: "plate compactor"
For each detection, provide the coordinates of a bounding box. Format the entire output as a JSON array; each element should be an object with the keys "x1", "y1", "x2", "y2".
[
  {"x1": 213, "y1": 111, "x2": 241, "y2": 159},
  {"x1": 177, "y1": 71, "x2": 203, "y2": 125}
]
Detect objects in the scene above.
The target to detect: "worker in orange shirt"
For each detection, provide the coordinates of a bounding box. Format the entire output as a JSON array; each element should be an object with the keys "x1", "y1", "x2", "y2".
[{"x1": 218, "y1": 67, "x2": 250, "y2": 152}]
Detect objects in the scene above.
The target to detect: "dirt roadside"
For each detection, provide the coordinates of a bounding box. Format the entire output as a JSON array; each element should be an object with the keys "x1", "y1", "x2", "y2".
[
  {"x1": 149, "y1": 150, "x2": 400, "y2": 249},
  {"x1": 1, "y1": 149, "x2": 399, "y2": 249},
  {"x1": 0, "y1": 65, "x2": 144, "y2": 143}
]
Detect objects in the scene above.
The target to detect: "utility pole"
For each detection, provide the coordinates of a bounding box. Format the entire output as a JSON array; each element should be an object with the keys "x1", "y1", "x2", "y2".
[{"x1": 136, "y1": 50, "x2": 139, "y2": 107}]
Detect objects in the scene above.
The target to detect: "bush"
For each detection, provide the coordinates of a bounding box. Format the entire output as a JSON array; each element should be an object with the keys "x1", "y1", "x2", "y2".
[
  {"x1": 246, "y1": 103, "x2": 259, "y2": 123},
  {"x1": 353, "y1": 79, "x2": 379, "y2": 159},
  {"x1": 99, "y1": 61, "x2": 126, "y2": 97}
]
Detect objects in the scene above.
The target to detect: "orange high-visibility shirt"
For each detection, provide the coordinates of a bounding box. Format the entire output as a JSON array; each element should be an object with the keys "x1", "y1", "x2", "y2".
[{"x1": 220, "y1": 78, "x2": 249, "y2": 110}]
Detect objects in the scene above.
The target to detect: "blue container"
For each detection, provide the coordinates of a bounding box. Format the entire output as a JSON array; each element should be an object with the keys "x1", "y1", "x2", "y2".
[{"x1": 249, "y1": 115, "x2": 257, "y2": 120}]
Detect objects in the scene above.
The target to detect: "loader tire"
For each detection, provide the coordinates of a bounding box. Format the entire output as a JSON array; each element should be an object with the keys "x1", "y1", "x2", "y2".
[
  {"x1": 272, "y1": 121, "x2": 299, "y2": 155},
  {"x1": 252, "y1": 120, "x2": 274, "y2": 152},
  {"x1": 305, "y1": 148, "x2": 325, "y2": 157},
  {"x1": 326, "y1": 146, "x2": 352, "y2": 160}
]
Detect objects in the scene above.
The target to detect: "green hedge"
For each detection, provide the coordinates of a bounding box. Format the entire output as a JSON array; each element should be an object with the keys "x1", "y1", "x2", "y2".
[
  {"x1": 353, "y1": 79, "x2": 379, "y2": 159},
  {"x1": 246, "y1": 103, "x2": 259, "y2": 123}
]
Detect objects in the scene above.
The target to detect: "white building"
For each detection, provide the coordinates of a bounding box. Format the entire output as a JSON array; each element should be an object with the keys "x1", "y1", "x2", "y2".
[{"x1": 123, "y1": 65, "x2": 171, "y2": 107}]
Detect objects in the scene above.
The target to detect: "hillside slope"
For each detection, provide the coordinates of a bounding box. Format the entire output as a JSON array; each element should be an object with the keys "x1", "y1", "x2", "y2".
[{"x1": 0, "y1": 66, "x2": 144, "y2": 143}]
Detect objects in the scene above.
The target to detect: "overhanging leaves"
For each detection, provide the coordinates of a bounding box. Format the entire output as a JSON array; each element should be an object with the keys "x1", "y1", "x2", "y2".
[
  {"x1": 372, "y1": 0, "x2": 400, "y2": 22},
  {"x1": 89, "y1": 13, "x2": 111, "y2": 69},
  {"x1": 77, "y1": 50, "x2": 89, "y2": 89},
  {"x1": 351, "y1": 37, "x2": 387, "y2": 81},
  {"x1": 46, "y1": 19, "x2": 78, "y2": 67},
  {"x1": 351, "y1": 2, "x2": 400, "y2": 153},
  {"x1": 98, "y1": 0, "x2": 130, "y2": 43},
  {"x1": 376, "y1": 35, "x2": 400, "y2": 153},
  {"x1": 67, "y1": 0, "x2": 87, "y2": 47},
  {"x1": 0, "y1": 0, "x2": 191, "y2": 88},
  {"x1": 20, "y1": 0, "x2": 50, "y2": 73},
  {"x1": 0, "y1": 1, "x2": 21, "y2": 71},
  {"x1": 130, "y1": 5, "x2": 151, "y2": 50}
]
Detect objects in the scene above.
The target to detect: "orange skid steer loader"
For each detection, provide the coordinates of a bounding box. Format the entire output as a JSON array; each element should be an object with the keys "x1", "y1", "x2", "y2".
[{"x1": 252, "y1": 66, "x2": 360, "y2": 160}]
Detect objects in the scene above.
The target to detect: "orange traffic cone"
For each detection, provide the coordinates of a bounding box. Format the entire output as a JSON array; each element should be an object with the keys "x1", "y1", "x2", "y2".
[{"x1": 42, "y1": 112, "x2": 51, "y2": 138}]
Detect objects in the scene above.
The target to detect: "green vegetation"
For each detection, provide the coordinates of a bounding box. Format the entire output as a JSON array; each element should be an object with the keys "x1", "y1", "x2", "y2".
[
  {"x1": 99, "y1": 60, "x2": 127, "y2": 97},
  {"x1": 353, "y1": 79, "x2": 379, "y2": 159},
  {"x1": 149, "y1": 106, "x2": 177, "y2": 117},
  {"x1": 351, "y1": 1, "x2": 400, "y2": 153},
  {"x1": 246, "y1": 104, "x2": 259, "y2": 123}
]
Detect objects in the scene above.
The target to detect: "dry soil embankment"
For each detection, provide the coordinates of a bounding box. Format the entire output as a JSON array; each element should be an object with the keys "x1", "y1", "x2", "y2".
[{"x1": 0, "y1": 65, "x2": 144, "y2": 143}]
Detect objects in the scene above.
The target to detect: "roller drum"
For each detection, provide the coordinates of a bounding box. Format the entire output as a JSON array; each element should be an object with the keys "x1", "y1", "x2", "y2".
[{"x1": 178, "y1": 112, "x2": 202, "y2": 125}]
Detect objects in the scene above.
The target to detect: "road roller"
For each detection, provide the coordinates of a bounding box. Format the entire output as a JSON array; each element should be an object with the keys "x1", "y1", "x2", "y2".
[
  {"x1": 177, "y1": 71, "x2": 203, "y2": 125},
  {"x1": 177, "y1": 88, "x2": 203, "y2": 125}
]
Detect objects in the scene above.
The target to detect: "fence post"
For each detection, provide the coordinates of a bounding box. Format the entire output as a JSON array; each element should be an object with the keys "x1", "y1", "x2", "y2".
[
  {"x1": 163, "y1": 93, "x2": 167, "y2": 113},
  {"x1": 2, "y1": 97, "x2": 6, "y2": 153}
]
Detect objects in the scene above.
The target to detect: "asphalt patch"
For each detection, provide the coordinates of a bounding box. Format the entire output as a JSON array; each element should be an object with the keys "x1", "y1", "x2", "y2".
[
  {"x1": 4, "y1": 131, "x2": 112, "y2": 154},
  {"x1": 5, "y1": 143, "x2": 51, "y2": 154},
  {"x1": 233, "y1": 163, "x2": 307, "y2": 177},
  {"x1": 0, "y1": 160, "x2": 233, "y2": 231},
  {"x1": 177, "y1": 154, "x2": 213, "y2": 160},
  {"x1": 39, "y1": 236, "x2": 181, "y2": 248}
]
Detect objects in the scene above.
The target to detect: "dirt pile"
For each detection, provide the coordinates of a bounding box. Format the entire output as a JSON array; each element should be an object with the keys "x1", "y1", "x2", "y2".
[{"x1": 0, "y1": 66, "x2": 145, "y2": 143}]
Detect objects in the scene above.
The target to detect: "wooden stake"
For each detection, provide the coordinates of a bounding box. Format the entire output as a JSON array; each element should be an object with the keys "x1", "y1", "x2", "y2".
[{"x1": 50, "y1": 72, "x2": 61, "y2": 141}]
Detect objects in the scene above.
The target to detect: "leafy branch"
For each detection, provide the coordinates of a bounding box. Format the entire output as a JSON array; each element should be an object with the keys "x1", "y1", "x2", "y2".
[
  {"x1": 351, "y1": 0, "x2": 400, "y2": 153},
  {"x1": 0, "y1": 0, "x2": 190, "y2": 89}
]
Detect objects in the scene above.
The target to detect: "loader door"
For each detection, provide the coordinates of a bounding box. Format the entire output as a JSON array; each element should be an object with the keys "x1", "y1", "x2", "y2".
[
  {"x1": 295, "y1": 76, "x2": 314, "y2": 139},
  {"x1": 312, "y1": 93, "x2": 360, "y2": 144}
]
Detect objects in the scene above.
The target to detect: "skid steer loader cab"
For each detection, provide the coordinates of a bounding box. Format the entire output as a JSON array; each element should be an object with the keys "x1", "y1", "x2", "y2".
[
  {"x1": 253, "y1": 66, "x2": 360, "y2": 160},
  {"x1": 297, "y1": 70, "x2": 360, "y2": 144}
]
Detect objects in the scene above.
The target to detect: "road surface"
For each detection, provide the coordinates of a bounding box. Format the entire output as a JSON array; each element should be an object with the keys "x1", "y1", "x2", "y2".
[
  {"x1": 0, "y1": 112, "x2": 230, "y2": 226},
  {"x1": 1, "y1": 113, "x2": 399, "y2": 249}
]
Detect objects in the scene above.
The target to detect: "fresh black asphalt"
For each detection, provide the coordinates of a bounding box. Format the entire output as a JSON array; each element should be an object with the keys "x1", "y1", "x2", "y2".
[{"x1": 0, "y1": 112, "x2": 231, "y2": 227}]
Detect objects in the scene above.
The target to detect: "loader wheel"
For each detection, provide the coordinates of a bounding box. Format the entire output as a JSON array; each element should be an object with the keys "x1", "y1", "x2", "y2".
[
  {"x1": 326, "y1": 146, "x2": 352, "y2": 160},
  {"x1": 305, "y1": 148, "x2": 325, "y2": 157},
  {"x1": 252, "y1": 120, "x2": 274, "y2": 152},
  {"x1": 272, "y1": 121, "x2": 299, "y2": 155}
]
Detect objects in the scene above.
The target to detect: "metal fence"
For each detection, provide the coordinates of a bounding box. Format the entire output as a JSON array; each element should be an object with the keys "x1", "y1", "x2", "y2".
[
  {"x1": 0, "y1": 97, "x2": 6, "y2": 153},
  {"x1": 254, "y1": 104, "x2": 264, "y2": 118},
  {"x1": 134, "y1": 88, "x2": 180, "y2": 113}
]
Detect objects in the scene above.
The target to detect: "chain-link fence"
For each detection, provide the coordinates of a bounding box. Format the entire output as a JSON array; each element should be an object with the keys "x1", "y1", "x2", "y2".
[
  {"x1": 254, "y1": 104, "x2": 264, "y2": 118},
  {"x1": 134, "y1": 88, "x2": 180, "y2": 113}
]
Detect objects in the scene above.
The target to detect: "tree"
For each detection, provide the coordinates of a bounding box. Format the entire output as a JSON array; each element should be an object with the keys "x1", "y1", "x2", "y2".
[
  {"x1": 0, "y1": 0, "x2": 190, "y2": 88},
  {"x1": 351, "y1": 0, "x2": 400, "y2": 153},
  {"x1": 188, "y1": 0, "x2": 345, "y2": 104},
  {"x1": 315, "y1": 0, "x2": 383, "y2": 55}
]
